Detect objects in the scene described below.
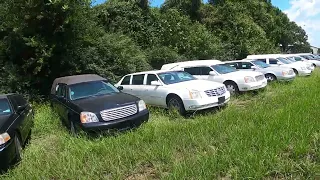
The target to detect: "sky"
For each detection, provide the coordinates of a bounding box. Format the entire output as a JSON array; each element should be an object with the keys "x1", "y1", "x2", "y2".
[{"x1": 93, "y1": 0, "x2": 320, "y2": 47}]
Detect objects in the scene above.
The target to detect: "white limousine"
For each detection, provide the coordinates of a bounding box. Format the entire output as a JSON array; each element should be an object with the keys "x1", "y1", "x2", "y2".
[
  {"x1": 161, "y1": 60, "x2": 267, "y2": 94},
  {"x1": 115, "y1": 70, "x2": 230, "y2": 115}
]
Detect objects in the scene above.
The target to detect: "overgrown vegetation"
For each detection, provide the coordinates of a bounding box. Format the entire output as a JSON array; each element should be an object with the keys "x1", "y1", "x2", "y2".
[
  {"x1": 0, "y1": 0, "x2": 311, "y2": 96},
  {"x1": 1, "y1": 70, "x2": 319, "y2": 179}
]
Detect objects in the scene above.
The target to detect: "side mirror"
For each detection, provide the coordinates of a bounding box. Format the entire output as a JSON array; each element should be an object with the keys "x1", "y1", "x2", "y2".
[
  {"x1": 209, "y1": 71, "x2": 216, "y2": 76},
  {"x1": 17, "y1": 104, "x2": 27, "y2": 113},
  {"x1": 151, "y1": 81, "x2": 162, "y2": 86},
  {"x1": 117, "y1": 86, "x2": 124, "y2": 91}
]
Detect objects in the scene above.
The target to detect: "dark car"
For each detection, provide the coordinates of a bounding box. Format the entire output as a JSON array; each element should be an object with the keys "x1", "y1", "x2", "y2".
[
  {"x1": 0, "y1": 94, "x2": 34, "y2": 170},
  {"x1": 49, "y1": 74, "x2": 149, "y2": 134}
]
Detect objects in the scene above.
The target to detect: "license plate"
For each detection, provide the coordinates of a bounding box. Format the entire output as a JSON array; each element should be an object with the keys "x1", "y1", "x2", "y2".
[{"x1": 218, "y1": 96, "x2": 225, "y2": 104}]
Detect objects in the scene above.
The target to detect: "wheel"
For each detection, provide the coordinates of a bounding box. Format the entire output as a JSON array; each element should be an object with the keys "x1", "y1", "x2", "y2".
[
  {"x1": 224, "y1": 81, "x2": 239, "y2": 94},
  {"x1": 167, "y1": 96, "x2": 186, "y2": 116},
  {"x1": 293, "y1": 69, "x2": 298, "y2": 75},
  {"x1": 14, "y1": 134, "x2": 23, "y2": 162},
  {"x1": 70, "y1": 120, "x2": 77, "y2": 136},
  {"x1": 265, "y1": 74, "x2": 277, "y2": 82}
]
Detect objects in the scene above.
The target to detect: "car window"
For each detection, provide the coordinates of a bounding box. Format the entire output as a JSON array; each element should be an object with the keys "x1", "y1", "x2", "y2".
[
  {"x1": 257, "y1": 59, "x2": 267, "y2": 63},
  {"x1": 211, "y1": 64, "x2": 237, "y2": 74},
  {"x1": 240, "y1": 62, "x2": 253, "y2": 69},
  {"x1": 292, "y1": 56, "x2": 302, "y2": 61},
  {"x1": 252, "y1": 60, "x2": 270, "y2": 68},
  {"x1": 9, "y1": 95, "x2": 27, "y2": 111},
  {"x1": 0, "y1": 98, "x2": 12, "y2": 115},
  {"x1": 56, "y1": 84, "x2": 67, "y2": 98},
  {"x1": 277, "y1": 57, "x2": 291, "y2": 64},
  {"x1": 69, "y1": 80, "x2": 119, "y2": 100},
  {"x1": 269, "y1": 58, "x2": 278, "y2": 64},
  {"x1": 184, "y1": 67, "x2": 201, "y2": 75},
  {"x1": 132, "y1": 74, "x2": 145, "y2": 85},
  {"x1": 146, "y1": 74, "x2": 159, "y2": 85},
  {"x1": 158, "y1": 71, "x2": 196, "y2": 85},
  {"x1": 121, "y1": 75, "x2": 131, "y2": 85},
  {"x1": 200, "y1": 67, "x2": 213, "y2": 75},
  {"x1": 225, "y1": 63, "x2": 238, "y2": 69}
]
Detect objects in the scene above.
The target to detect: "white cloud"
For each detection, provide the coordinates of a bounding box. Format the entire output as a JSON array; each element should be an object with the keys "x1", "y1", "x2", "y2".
[{"x1": 284, "y1": 0, "x2": 320, "y2": 47}]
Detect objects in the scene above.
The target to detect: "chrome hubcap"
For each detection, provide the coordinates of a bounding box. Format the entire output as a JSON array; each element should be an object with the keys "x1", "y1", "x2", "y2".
[
  {"x1": 266, "y1": 75, "x2": 274, "y2": 81},
  {"x1": 169, "y1": 99, "x2": 180, "y2": 109},
  {"x1": 226, "y1": 85, "x2": 236, "y2": 94}
]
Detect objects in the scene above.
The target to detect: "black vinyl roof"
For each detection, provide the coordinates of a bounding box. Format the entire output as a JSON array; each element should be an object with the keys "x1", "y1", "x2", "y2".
[{"x1": 50, "y1": 74, "x2": 106, "y2": 94}]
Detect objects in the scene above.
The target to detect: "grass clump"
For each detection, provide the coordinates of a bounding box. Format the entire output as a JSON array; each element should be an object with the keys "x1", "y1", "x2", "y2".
[{"x1": 1, "y1": 70, "x2": 320, "y2": 179}]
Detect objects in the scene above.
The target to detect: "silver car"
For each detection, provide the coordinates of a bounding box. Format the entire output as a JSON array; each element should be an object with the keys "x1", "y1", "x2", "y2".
[{"x1": 224, "y1": 59, "x2": 296, "y2": 82}]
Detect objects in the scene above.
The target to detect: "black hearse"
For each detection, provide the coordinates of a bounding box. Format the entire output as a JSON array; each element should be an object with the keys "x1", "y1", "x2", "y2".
[
  {"x1": 50, "y1": 74, "x2": 149, "y2": 134},
  {"x1": 0, "y1": 94, "x2": 34, "y2": 170}
]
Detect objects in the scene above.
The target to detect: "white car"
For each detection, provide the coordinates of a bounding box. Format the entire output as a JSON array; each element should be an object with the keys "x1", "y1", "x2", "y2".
[
  {"x1": 115, "y1": 70, "x2": 231, "y2": 115},
  {"x1": 246, "y1": 54, "x2": 311, "y2": 76},
  {"x1": 278, "y1": 54, "x2": 315, "y2": 71},
  {"x1": 224, "y1": 59, "x2": 296, "y2": 82},
  {"x1": 292, "y1": 53, "x2": 320, "y2": 67},
  {"x1": 161, "y1": 60, "x2": 267, "y2": 94}
]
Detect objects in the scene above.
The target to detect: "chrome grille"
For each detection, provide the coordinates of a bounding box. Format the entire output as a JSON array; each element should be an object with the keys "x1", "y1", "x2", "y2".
[
  {"x1": 100, "y1": 104, "x2": 137, "y2": 121},
  {"x1": 255, "y1": 75, "x2": 265, "y2": 81},
  {"x1": 205, "y1": 87, "x2": 226, "y2": 97}
]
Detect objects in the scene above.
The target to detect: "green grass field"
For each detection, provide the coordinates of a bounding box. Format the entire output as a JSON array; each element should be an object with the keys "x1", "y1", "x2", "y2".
[{"x1": 1, "y1": 70, "x2": 320, "y2": 179}]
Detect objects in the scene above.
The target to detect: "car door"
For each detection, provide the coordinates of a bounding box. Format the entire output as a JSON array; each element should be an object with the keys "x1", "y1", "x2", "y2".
[
  {"x1": 129, "y1": 74, "x2": 146, "y2": 99},
  {"x1": 118, "y1": 75, "x2": 133, "y2": 95},
  {"x1": 143, "y1": 74, "x2": 167, "y2": 106},
  {"x1": 8, "y1": 95, "x2": 29, "y2": 143},
  {"x1": 56, "y1": 84, "x2": 69, "y2": 124}
]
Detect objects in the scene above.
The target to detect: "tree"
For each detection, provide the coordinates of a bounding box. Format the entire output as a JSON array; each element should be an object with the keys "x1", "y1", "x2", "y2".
[{"x1": 161, "y1": 0, "x2": 202, "y2": 20}]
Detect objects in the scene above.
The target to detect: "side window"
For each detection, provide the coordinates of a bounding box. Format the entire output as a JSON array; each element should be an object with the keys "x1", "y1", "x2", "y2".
[
  {"x1": 132, "y1": 74, "x2": 145, "y2": 85},
  {"x1": 240, "y1": 62, "x2": 253, "y2": 69},
  {"x1": 121, "y1": 75, "x2": 131, "y2": 85},
  {"x1": 184, "y1": 67, "x2": 201, "y2": 75},
  {"x1": 56, "y1": 84, "x2": 67, "y2": 98},
  {"x1": 225, "y1": 63, "x2": 238, "y2": 69},
  {"x1": 257, "y1": 59, "x2": 266, "y2": 63},
  {"x1": 269, "y1": 58, "x2": 278, "y2": 64},
  {"x1": 200, "y1": 67, "x2": 213, "y2": 75},
  {"x1": 9, "y1": 95, "x2": 27, "y2": 111},
  {"x1": 146, "y1": 74, "x2": 159, "y2": 85}
]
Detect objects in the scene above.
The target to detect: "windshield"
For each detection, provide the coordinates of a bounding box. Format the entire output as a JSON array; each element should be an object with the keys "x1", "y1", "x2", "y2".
[
  {"x1": 252, "y1": 60, "x2": 270, "y2": 68},
  {"x1": 285, "y1": 57, "x2": 296, "y2": 62},
  {"x1": 291, "y1": 56, "x2": 302, "y2": 61},
  {"x1": 69, "y1": 81, "x2": 119, "y2": 100},
  {"x1": 158, "y1": 71, "x2": 196, "y2": 85},
  {"x1": 211, "y1": 64, "x2": 237, "y2": 74},
  {"x1": 0, "y1": 99, "x2": 11, "y2": 115},
  {"x1": 277, "y1": 57, "x2": 291, "y2": 64}
]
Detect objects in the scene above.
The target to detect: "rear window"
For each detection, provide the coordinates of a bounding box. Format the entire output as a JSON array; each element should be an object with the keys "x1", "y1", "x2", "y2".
[
  {"x1": 0, "y1": 99, "x2": 11, "y2": 115},
  {"x1": 121, "y1": 76, "x2": 131, "y2": 85}
]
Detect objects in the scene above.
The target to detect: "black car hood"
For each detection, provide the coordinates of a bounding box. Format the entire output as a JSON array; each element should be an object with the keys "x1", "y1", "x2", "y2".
[
  {"x1": 0, "y1": 114, "x2": 12, "y2": 132},
  {"x1": 72, "y1": 93, "x2": 140, "y2": 113}
]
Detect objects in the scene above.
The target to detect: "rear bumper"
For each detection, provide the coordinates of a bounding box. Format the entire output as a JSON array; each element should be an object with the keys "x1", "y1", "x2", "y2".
[
  {"x1": 0, "y1": 140, "x2": 16, "y2": 170},
  {"x1": 79, "y1": 110, "x2": 149, "y2": 132},
  {"x1": 183, "y1": 92, "x2": 231, "y2": 111},
  {"x1": 238, "y1": 80, "x2": 268, "y2": 91}
]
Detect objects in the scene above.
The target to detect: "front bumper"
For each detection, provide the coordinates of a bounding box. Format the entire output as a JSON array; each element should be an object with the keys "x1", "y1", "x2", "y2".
[
  {"x1": 277, "y1": 74, "x2": 296, "y2": 81},
  {"x1": 0, "y1": 140, "x2": 16, "y2": 170},
  {"x1": 79, "y1": 110, "x2": 149, "y2": 132},
  {"x1": 238, "y1": 79, "x2": 268, "y2": 91},
  {"x1": 298, "y1": 69, "x2": 312, "y2": 76},
  {"x1": 183, "y1": 92, "x2": 231, "y2": 111}
]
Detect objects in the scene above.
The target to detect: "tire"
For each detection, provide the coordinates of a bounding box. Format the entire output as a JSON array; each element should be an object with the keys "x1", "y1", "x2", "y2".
[
  {"x1": 167, "y1": 96, "x2": 186, "y2": 116},
  {"x1": 265, "y1": 73, "x2": 277, "y2": 82},
  {"x1": 14, "y1": 134, "x2": 23, "y2": 162},
  {"x1": 70, "y1": 120, "x2": 77, "y2": 136},
  {"x1": 224, "y1": 81, "x2": 239, "y2": 94},
  {"x1": 293, "y1": 69, "x2": 298, "y2": 75}
]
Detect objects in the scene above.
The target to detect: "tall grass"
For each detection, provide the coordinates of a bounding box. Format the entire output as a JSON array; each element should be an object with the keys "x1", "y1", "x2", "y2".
[{"x1": 1, "y1": 70, "x2": 320, "y2": 179}]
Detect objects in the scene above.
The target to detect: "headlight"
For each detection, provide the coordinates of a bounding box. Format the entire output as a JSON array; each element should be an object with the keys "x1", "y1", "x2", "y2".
[
  {"x1": 244, "y1": 76, "x2": 255, "y2": 83},
  {"x1": 0, "y1": 133, "x2": 11, "y2": 146},
  {"x1": 80, "y1": 112, "x2": 99, "y2": 123},
  {"x1": 282, "y1": 71, "x2": 289, "y2": 76},
  {"x1": 189, "y1": 90, "x2": 202, "y2": 99},
  {"x1": 138, "y1": 100, "x2": 147, "y2": 112}
]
